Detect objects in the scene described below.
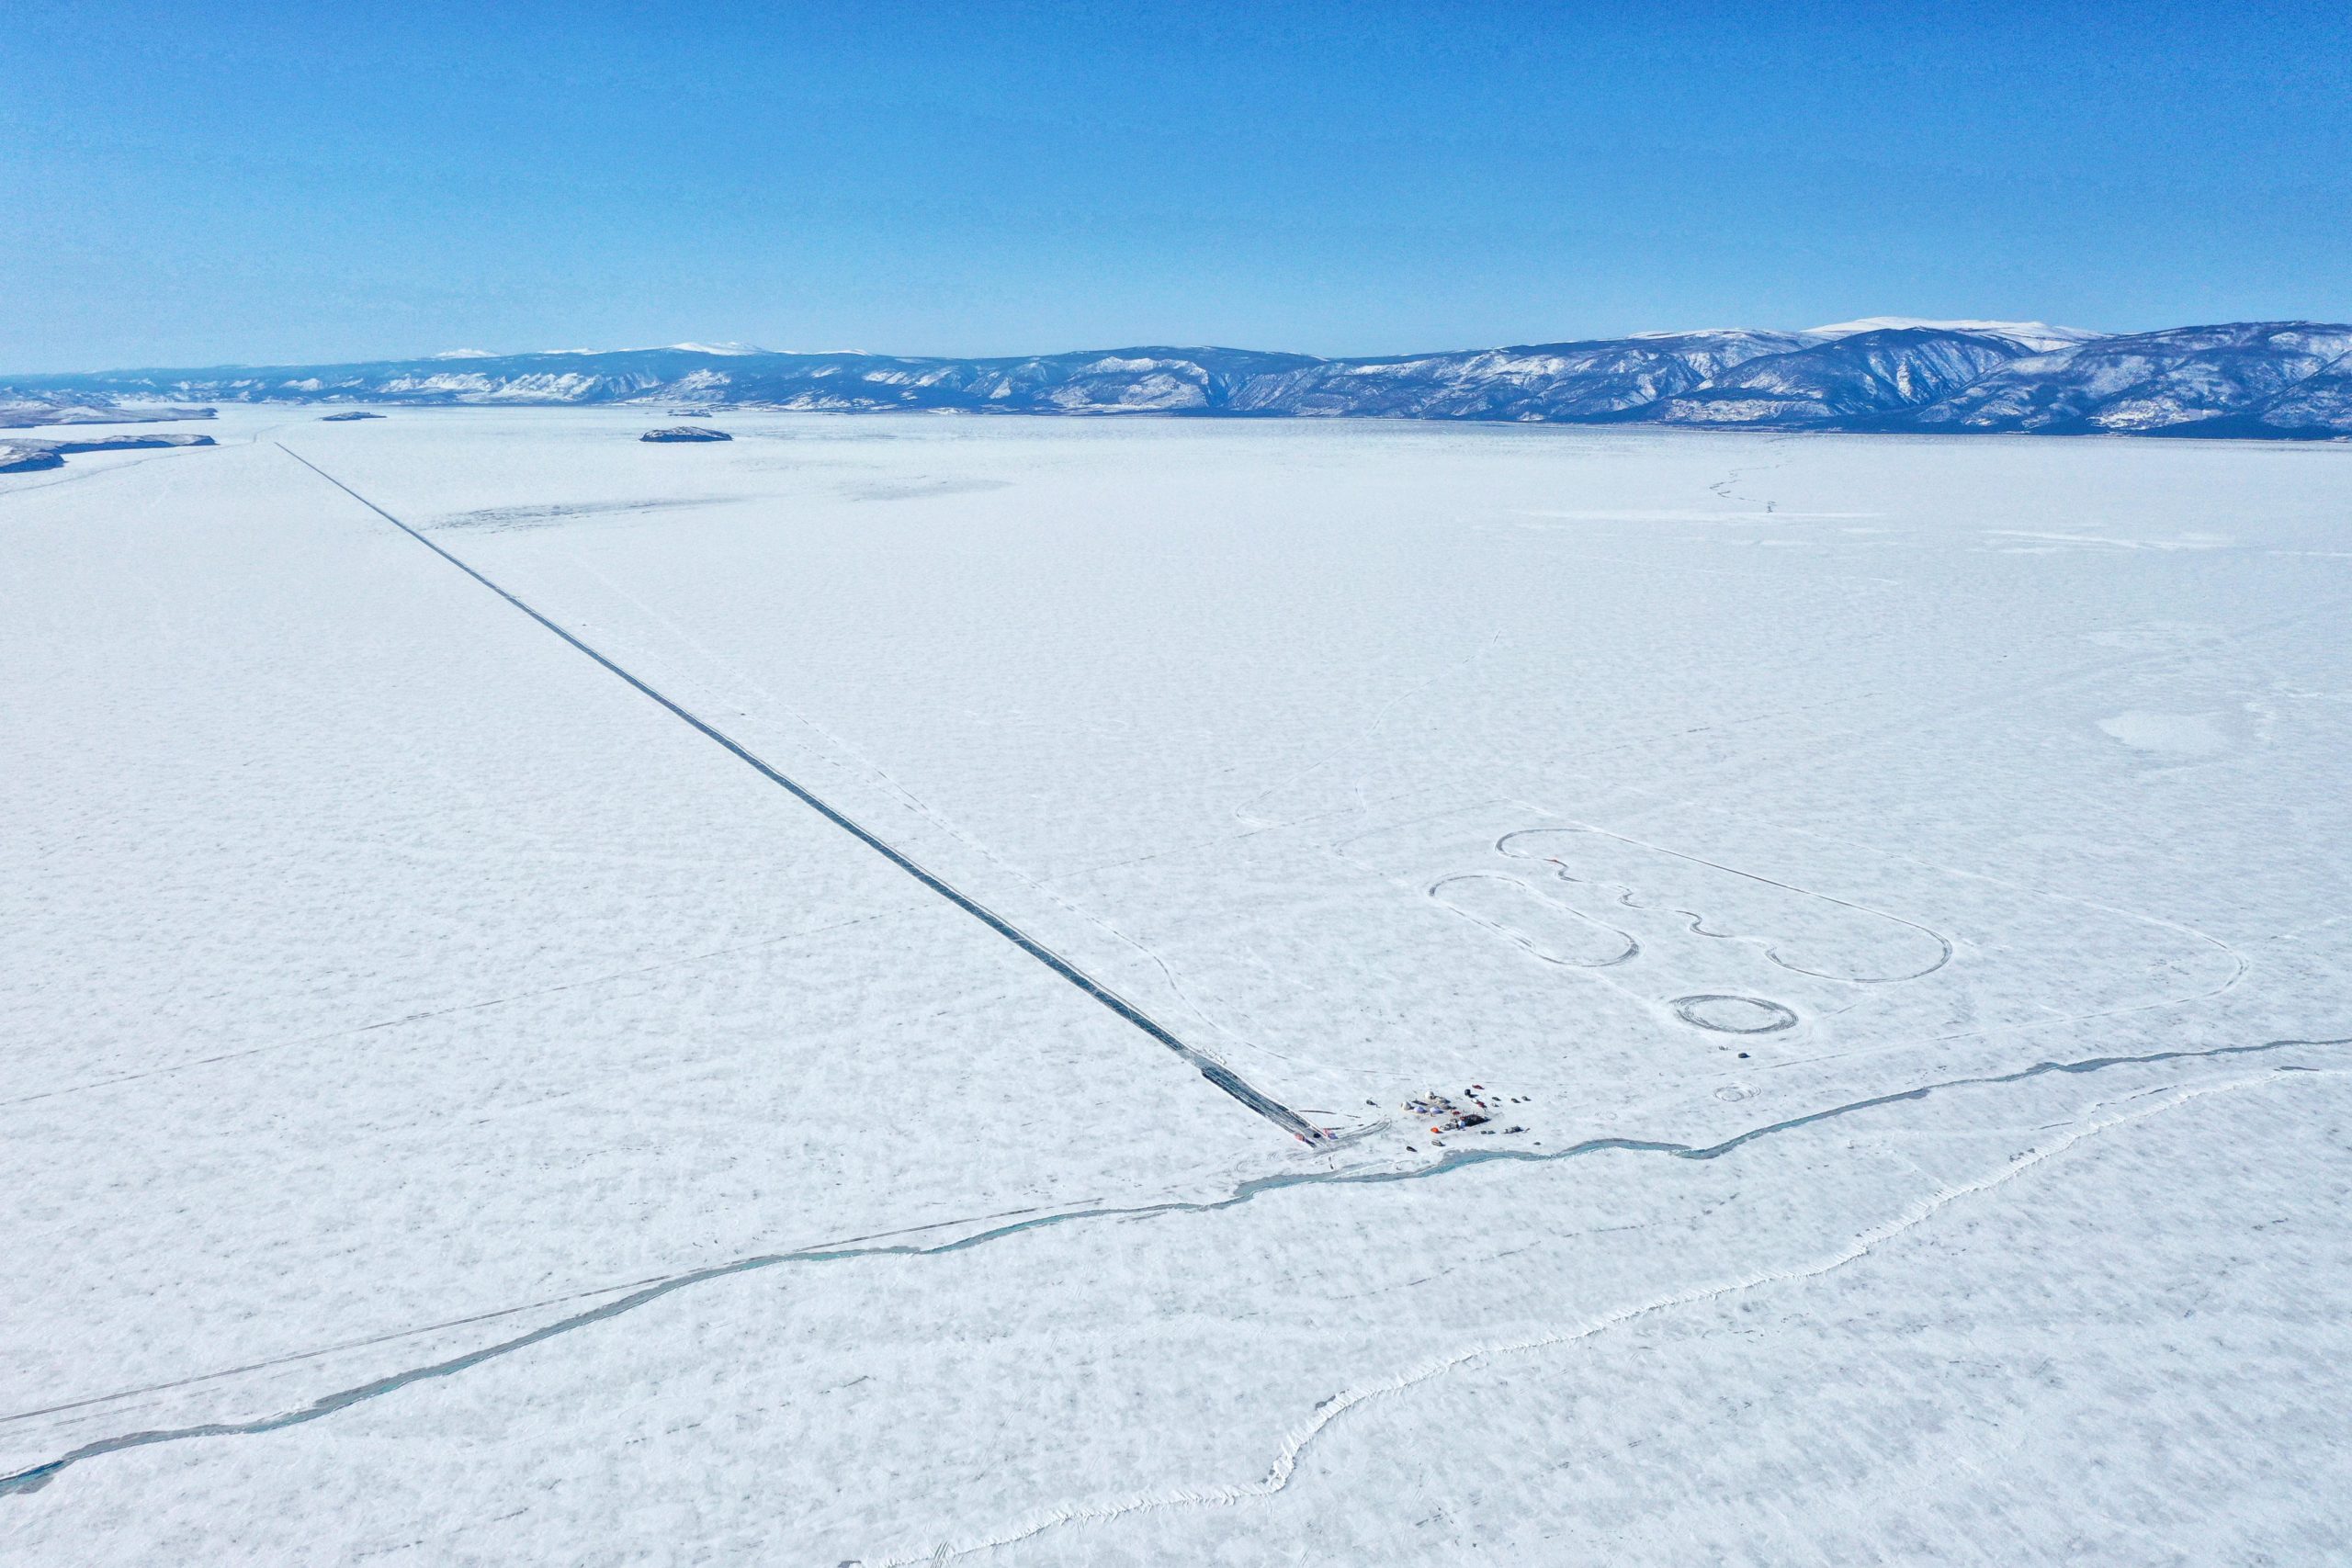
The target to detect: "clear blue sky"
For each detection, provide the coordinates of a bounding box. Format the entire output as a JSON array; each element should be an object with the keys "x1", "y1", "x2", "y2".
[{"x1": 4, "y1": 1, "x2": 2347, "y2": 370}]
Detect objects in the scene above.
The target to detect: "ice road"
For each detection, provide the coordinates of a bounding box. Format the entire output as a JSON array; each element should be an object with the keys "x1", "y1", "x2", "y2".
[{"x1": 5, "y1": 410, "x2": 2349, "y2": 1563}]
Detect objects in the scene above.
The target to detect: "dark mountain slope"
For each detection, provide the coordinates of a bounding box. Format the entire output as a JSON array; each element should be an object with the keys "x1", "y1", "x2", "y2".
[{"x1": 1640, "y1": 329, "x2": 2031, "y2": 426}]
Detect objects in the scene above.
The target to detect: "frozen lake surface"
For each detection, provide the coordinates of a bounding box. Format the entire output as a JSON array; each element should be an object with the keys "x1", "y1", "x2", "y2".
[{"x1": 5, "y1": 410, "x2": 2349, "y2": 1562}]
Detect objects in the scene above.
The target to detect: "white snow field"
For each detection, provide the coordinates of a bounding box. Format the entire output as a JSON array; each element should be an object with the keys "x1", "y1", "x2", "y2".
[{"x1": 5, "y1": 410, "x2": 2349, "y2": 1564}]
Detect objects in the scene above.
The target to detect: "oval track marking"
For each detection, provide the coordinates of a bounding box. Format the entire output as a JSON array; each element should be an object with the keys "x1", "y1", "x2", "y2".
[
  {"x1": 1430, "y1": 874, "x2": 1638, "y2": 967},
  {"x1": 1672, "y1": 994, "x2": 1799, "y2": 1033},
  {"x1": 1498, "y1": 825, "x2": 1951, "y2": 984}
]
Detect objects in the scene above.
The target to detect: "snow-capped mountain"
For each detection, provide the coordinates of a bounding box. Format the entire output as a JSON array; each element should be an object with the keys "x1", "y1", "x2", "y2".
[
  {"x1": 1223, "y1": 332, "x2": 1812, "y2": 420},
  {"x1": 1643, "y1": 328, "x2": 2032, "y2": 426},
  {"x1": 1805, "y1": 318, "x2": 2104, "y2": 354},
  {"x1": 8, "y1": 320, "x2": 2351, "y2": 437},
  {"x1": 1895, "y1": 322, "x2": 2352, "y2": 435}
]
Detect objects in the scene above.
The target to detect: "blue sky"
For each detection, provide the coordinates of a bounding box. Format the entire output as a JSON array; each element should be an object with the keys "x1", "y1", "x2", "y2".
[{"x1": 3, "y1": 1, "x2": 2347, "y2": 369}]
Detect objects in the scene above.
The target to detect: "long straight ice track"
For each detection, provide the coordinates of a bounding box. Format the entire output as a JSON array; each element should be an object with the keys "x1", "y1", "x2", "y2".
[{"x1": 275, "y1": 443, "x2": 1324, "y2": 1144}]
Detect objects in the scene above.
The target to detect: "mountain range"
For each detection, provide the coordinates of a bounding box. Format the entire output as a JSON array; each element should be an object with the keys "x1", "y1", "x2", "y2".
[{"x1": 6, "y1": 319, "x2": 2351, "y2": 438}]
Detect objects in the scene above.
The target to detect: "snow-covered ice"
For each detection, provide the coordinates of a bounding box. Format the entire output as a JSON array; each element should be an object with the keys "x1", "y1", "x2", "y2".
[{"x1": 4, "y1": 410, "x2": 2348, "y2": 1562}]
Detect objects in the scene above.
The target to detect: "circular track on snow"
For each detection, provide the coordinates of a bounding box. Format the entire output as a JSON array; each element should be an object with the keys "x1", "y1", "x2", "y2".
[{"x1": 1671, "y1": 994, "x2": 1799, "y2": 1034}]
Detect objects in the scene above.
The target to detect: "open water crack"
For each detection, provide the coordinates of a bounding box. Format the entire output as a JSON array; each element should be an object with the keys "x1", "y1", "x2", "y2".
[
  {"x1": 6, "y1": 1030, "x2": 2343, "y2": 1497},
  {"x1": 271, "y1": 443, "x2": 1320, "y2": 1146}
]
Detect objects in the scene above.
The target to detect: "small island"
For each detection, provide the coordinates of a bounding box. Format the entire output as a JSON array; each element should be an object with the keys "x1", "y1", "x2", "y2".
[
  {"x1": 640, "y1": 425, "x2": 731, "y2": 443},
  {"x1": 0, "y1": 432, "x2": 215, "y2": 472},
  {"x1": 320, "y1": 411, "x2": 386, "y2": 422}
]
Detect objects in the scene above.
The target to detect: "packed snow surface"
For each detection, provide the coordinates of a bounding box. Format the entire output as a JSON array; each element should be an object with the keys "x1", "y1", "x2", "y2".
[{"x1": 4, "y1": 411, "x2": 2349, "y2": 1563}]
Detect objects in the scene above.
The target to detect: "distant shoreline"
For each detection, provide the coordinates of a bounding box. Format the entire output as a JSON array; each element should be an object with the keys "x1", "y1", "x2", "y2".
[{"x1": 5, "y1": 321, "x2": 2349, "y2": 439}]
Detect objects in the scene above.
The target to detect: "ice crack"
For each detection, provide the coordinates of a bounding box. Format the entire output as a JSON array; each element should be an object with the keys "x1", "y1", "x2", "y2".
[{"x1": 4, "y1": 1032, "x2": 2343, "y2": 1498}]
